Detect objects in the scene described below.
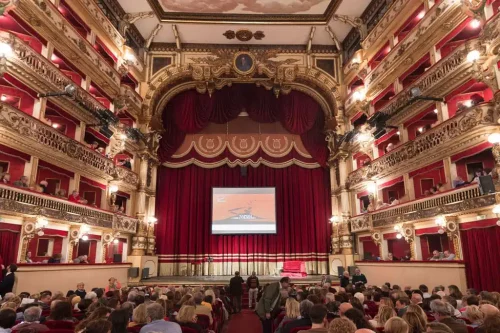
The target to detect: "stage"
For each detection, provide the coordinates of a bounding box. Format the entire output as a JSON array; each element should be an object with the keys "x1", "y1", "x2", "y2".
[{"x1": 136, "y1": 275, "x2": 339, "y2": 287}]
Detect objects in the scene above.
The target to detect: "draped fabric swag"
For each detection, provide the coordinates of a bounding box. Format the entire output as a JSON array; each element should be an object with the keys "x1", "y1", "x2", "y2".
[{"x1": 158, "y1": 85, "x2": 328, "y2": 166}]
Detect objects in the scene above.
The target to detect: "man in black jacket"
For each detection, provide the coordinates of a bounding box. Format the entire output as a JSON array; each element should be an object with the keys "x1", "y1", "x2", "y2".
[
  {"x1": 246, "y1": 271, "x2": 260, "y2": 309},
  {"x1": 229, "y1": 271, "x2": 244, "y2": 313},
  {"x1": 0, "y1": 264, "x2": 17, "y2": 297}
]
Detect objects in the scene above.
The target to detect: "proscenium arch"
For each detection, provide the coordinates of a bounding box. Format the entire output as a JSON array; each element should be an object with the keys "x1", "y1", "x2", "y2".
[{"x1": 142, "y1": 64, "x2": 341, "y2": 132}]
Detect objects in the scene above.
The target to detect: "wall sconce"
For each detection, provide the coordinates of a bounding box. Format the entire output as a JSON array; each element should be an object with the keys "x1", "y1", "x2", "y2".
[
  {"x1": 353, "y1": 88, "x2": 366, "y2": 102},
  {"x1": 80, "y1": 224, "x2": 90, "y2": 241},
  {"x1": 492, "y1": 205, "x2": 500, "y2": 226},
  {"x1": 147, "y1": 216, "x2": 158, "y2": 224},
  {"x1": 109, "y1": 185, "x2": 118, "y2": 193},
  {"x1": 329, "y1": 215, "x2": 340, "y2": 224},
  {"x1": 35, "y1": 216, "x2": 49, "y2": 236},
  {"x1": 113, "y1": 238, "x2": 119, "y2": 244},
  {"x1": 367, "y1": 182, "x2": 377, "y2": 194},
  {"x1": 394, "y1": 225, "x2": 404, "y2": 239},
  {"x1": 124, "y1": 51, "x2": 135, "y2": 65},
  {"x1": 466, "y1": 50, "x2": 480, "y2": 63},
  {"x1": 435, "y1": 215, "x2": 446, "y2": 233}
]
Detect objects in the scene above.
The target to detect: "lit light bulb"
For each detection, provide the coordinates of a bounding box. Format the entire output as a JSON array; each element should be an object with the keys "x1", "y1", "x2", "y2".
[
  {"x1": 367, "y1": 183, "x2": 377, "y2": 194},
  {"x1": 488, "y1": 133, "x2": 500, "y2": 144},
  {"x1": 417, "y1": 11, "x2": 425, "y2": 20},
  {"x1": 148, "y1": 216, "x2": 158, "y2": 224},
  {"x1": 492, "y1": 205, "x2": 500, "y2": 214},
  {"x1": 37, "y1": 230, "x2": 45, "y2": 236},
  {"x1": 433, "y1": 109, "x2": 438, "y2": 114},
  {"x1": 466, "y1": 50, "x2": 480, "y2": 63},
  {"x1": 0, "y1": 95, "x2": 6, "y2": 101},
  {"x1": 438, "y1": 228, "x2": 445, "y2": 234},
  {"x1": 0, "y1": 43, "x2": 12, "y2": 57},
  {"x1": 124, "y1": 51, "x2": 135, "y2": 63},
  {"x1": 396, "y1": 233, "x2": 403, "y2": 239},
  {"x1": 418, "y1": 127, "x2": 424, "y2": 133},
  {"x1": 357, "y1": 133, "x2": 372, "y2": 143},
  {"x1": 81, "y1": 235, "x2": 89, "y2": 241},
  {"x1": 113, "y1": 238, "x2": 119, "y2": 244},
  {"x1": 353, "y1": 89, "x2": 366, "y2": 102},
  {"x1": 329, "y1": 215, "x2": 339, "y2": 223},
  {"x1": 470, "y1": 19, "x2": 481, "y2": 29},
  {"x1": 396, "y1": 131, "x2": 400, "y2": 135},
  {"x1": 109, "y1": 185, "x2": 118, "y2": 193},
  {"x1": 52, "y1": 123, "x2": 59, "y2": 129}
]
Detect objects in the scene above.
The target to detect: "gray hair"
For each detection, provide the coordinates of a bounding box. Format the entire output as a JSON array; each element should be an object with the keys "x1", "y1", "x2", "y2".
[
  {"x1": 24, "y1": 306, "x2": 42, "y2": 322},
  {"x1": 146, "y1": 303, "x2": 165, "y2": 321},
  {"x1": 128, "y1": 291, "x2": 138, "y2": 302},
  {"x1": 300, "y1": 300, "x2": 314, "y2": 317},
  {"x1": 85, "y1": 292, "x2": 97, "y2": 300},
  {"x1": 430, "y1": 300, "x2": 453, "y2": 316},
  {"x1": 3, "y1": 293, "x2": 15, "y2": 301},
  {"x1": 193, "y1": 292, "x2": 203, "y2": 304}
]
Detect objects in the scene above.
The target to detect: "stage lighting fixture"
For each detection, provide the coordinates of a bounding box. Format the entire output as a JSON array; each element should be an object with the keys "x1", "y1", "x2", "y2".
[{"x1": 410, "y1": 87, "x2": 422, "y2": 98}]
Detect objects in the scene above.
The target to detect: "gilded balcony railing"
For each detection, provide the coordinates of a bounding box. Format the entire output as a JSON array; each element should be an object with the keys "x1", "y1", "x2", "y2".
[
  {"x1": 119, "y1": 85, "x2": 142, "y2": 117},
  {"x1": 0, "y1": 102, "x2": 138, "y2": 187},
  {"x1": 14, "y1": 0, "x2": 121, "y2": 97},
  {"x1": 346, "y1": 103, "x2": 496, "y2": 187},
  {"x1": 0, "y1": 184, "x2": 138, "y2": 233},
  {"x1": 349, "y1": 185, "x2": 495, "y2": 231}
]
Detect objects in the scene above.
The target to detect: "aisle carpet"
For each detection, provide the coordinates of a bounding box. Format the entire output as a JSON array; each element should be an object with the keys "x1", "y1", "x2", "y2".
[{"x1": 225, "y1": 309, "x2": 262, "y2": 333}]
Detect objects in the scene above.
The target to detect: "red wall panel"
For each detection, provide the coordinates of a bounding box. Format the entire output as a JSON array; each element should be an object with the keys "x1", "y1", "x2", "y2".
[
  {"x1": 0, "y1": 151, "x2": 26, "y2": 183},
  {"x1": 387, "y1": 238, "x2": 411, "y2": 259},
  {"x1": 413, "y1": 166, "x2": 446, "y2": 198},
  {"x1": 456, "y1": 149, "x2": 494, "y2": 182},
  {"x1": 36, "y1": 166, "x2": 71, "y2": 195},
  {"x1": 28, "y1": 235, "x2": 63, "y2": 262}
]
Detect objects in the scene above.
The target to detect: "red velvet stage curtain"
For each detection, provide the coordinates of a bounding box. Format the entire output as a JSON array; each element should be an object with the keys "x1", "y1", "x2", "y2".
[
  {"x1": 460, "y1": 227, "x2": 500, "y2": 291},
  {"x1": 159, "y1": 85, "x2": 328, "y2": 165},
  {"x1": 0, "y1": 231, "x2": 19, "y2": 265},
  {"x1": 155, "y1": 164, "x2": 331, "y2": 265}
]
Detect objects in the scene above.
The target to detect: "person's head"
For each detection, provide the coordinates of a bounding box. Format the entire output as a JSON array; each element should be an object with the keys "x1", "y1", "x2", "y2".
[
  {"x1": 375, "y1": 305, "x2": 396, "y2": 326},
  {"x1": 299, "y1": 300, "x2": 314, "y2": 318},
  {"x1": 193, "y1": 292, "x2": 203, "y2": 305},
  {"x1": 0, "y1": 309, "x2": 16, "y2": 329},
  {"x1": 464, "y1": 295, "x2": 479, "y2": 306},
  {"x1": 343, "y1": 271, "x2": 350, "y2": 278},
  {"x1": 380, "y1": 297, "x2": 394, "y2": 308},
  {"x1": 430, "y1": 300, "x2": 452, "y2": 320},
  {"x1": 396, "y1": 297, "x2": 410, "y2": 310},
  {"x1": 49, "y1": 301, "x2": 72, "y2": 320},
  {"x1": 108, "y1": 308, "x2": 129, "y2": 333},
  {"x1": 411, "y1": 293, "x2": 423, "y2": 305},
  {"x1": 20, "y1": 176, "x2": 28, "y2": 184},
  {"x1": 234, "y1": 271, "x2": 240, "y2": 276},
  {"x1": 447, "y1": 285, "x2": 462, "y2": 299},
  {"x1": 83, "y1": 319, "x2": 112, "y2": 333},
  {"x1": 309, "y1": 304, "x2": 327, "y2": 326},
  {"x1": 280, "y1": 277, "x2": 291, "y2": 289},
  {"x1": 466, "y1": 288, "x2": 478, "y2": 296},
  {"x1": 402, "y1": 311, "x2": 426, "y2": 333},
  {"x1": 344, "y1": 308, "x2": 373, "y2": 330},
  {"x1": 131, "y1": 303, "x2": 147, "y2": 324},
  {"x1": 464, "y1": 305, "x2": 484, "y2": 324},
  {"x1": 384, "y1": 317, "x2": 409, "y2": 333},
  {"x1": 478, "y1": 313, "x2": 500, "y2": 333},
  {"x1": 354, "y1": 292, "x2": 365, "y2": 304},
  {"x1": 24, "y1": 306, "x2": 42, "y2": 323},
  {"x1": 1, "y1": 173, "x2": 10, "y2": 181},
  {"x1": 425, "y1": 322, "x2": 453, "y2": 333},
  {"x1": 176, "y1": 305, "x2": 197, "y2": 324},
  {"x1": 479, "y1": 304, "x2": 500, "y2": 317},
  {"x1": 178, "y1": 294, "x2": 192, "y2": 305},
  {"x1": 354, "y1": 268, "x2": 361, "y2": 275},
  {"x1": 251, "y1": 271, "x2": 256, "y2": 276},
  {"x1": 339, "y1": 302, "x2": 353, "y2": 317},
  {"x1": 85, "y1": 291, "x2": 98, "y2": 302},
  {"x1": 285, "y1": 298, "x2": 300, "y2": 318},
  {"x1": 7, "y1": 264, "x2": 17, "y2": 274},
  {"x1": 40, "y1": 292, "x2": 51, "y2": 304},
  {"x1": 146, "y1": 303, "x2": 165, "y2": 323},
  {"x1": 108, "y1": 277, "x2": 117, "y2": 286},
  {"x1": 328, "y1": 317, "x2": 357, "y2": 333}
]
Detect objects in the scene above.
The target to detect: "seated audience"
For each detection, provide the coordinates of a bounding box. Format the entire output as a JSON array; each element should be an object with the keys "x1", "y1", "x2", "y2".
[
  {"x1": 476, "y1": 314, "x2": 500, "y2": 333},
  {"x1": 46, "y1": 301, "x2": 76, "y2": 323},
  {"x1": 403, "y1": 312, "x2": 426, "y2": 333},
  {"x1": 369, "y1": 305, "x2": 396, "y2": 328},
  {"x1": 73, "y1": 255, "x2": 89, "y2": 264},
  {"x1": 75, "y1": 283, "x2": 86, "y2": 299},
  {"x1": 441, "y1": 251, "x2": 455, "y2": 261},
  {"x1": 48, "y1": 253, "x2": 62, "y2": 264},
  {"x1": 109, "y1": 308, "x2": 129, "y2": 333},
  {"x1": 13, "y1": 176, "x2": 29, "y2": 188},
  {"x1": 479, "y1": 304, "x2": 499, "y2": 318},
  {"x1": 339, "y1": 303, "x2": 353, "y2": 317},
  {"x1": 173, "y1": 305, "x2": 203, "y2": 333},
  {"x1": 385, "y1": 317, "x2": 409, "y2": 333},
  {"x1": 74, "y1": 307, "x2": 112, "y2": 332},
  {"x1": 298, "y1": 304, "x2": 328, "y2": 333},
  {"x1": 282, "y1": 300, "x2": 314, "y2": 333},
  {"x1": 328, "y1": 318, "x2": 356, "y2": 333},
  {"x1": 426, "y1": 322, "x2": 453, "y2": 333},
  {"x1": 81, "y1": 319, "x2": 112, "y2": 333},
  {"x1": 275, "y1": 297, "x2": 300, "y2": 333},
  {"x1": 105, "y1": 278, "x2": 121, "y2": 293},
  {"x1": 340, "y1": 271, "x2": 350, "y2": 288},
  {"x1": 396, "y1": 297, "x2": 410, "y2": 317},
  {"x1": 12, "y1": 306, "x2": 48, "y2": 332},
  {"x1": 430, "y1": 300, "x2": 467, "y2": 333},
  {"x1": 344, "y1": 308, "x2": 374, "y2": 330},
  {"x1": 192, "y1": 292, "x2": 212, "y2": 325},
  {"x1": 429, "y1": 251, "x2": 442, "y2": 261},
  {"x1": 0, "y1": 308, "x2": 16, "y2": 333},
  {"x1": 140, "y1": 303, "x2": 181, "y2": 333},
  {"x1": 0, "y1": 173, "x2": 10, "y2": 185}
]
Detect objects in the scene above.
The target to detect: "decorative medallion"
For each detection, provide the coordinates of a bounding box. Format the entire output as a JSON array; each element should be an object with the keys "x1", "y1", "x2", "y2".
[
  {"x1": 223, "y1": 30, "x2": 266, "y2": 42},
  {"x1": 233, "y1": 51, "x2": 256, "y2": 75}
]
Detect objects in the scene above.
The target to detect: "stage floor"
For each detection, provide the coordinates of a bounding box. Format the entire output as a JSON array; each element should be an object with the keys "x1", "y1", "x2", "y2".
[{"x1": 137, "y1": 275, "x2": 338, "y2": 287}]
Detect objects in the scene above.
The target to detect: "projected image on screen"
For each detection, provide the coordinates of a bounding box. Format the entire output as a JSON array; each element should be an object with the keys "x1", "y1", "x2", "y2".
[{"x1": 212, "y1": 187, "x2": 276, "y2": 235}]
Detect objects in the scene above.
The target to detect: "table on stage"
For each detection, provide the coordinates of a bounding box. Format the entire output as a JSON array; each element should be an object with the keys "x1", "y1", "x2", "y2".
[{"x1": 14, "y1": 263, "x2": 131, "y2": 294}]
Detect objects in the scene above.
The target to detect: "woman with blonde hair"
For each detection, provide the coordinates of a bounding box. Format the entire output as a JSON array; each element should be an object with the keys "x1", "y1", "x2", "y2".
[
  {"x1": 464, "y1": 305, "x2": 484, "y2": 328},
  {"x1": 128, "y1": 303, "x2": 147, "y2": 328},
  {"x1": 369, "y1": 305, "x2": 396, "y2": 328},
  {"x1": 275, "y1": 298, "x2": 300, "y2": 333},
  {"x1": 174, "y1": 305, "x2": 203, "y2": 333},
  {"x1": 176, "y1": 294, "x2": 193, "y2": 310},
  {"x1": 406, "y1": 304, "x2": 427, "y2": 326},
  {"x1": 402, "y1": 312, "x2": 426, "y2": 333},
  {"x1": 328, "y1": 317, "x2": 357, "y2": 333},
  {"x1": 384, "y1": 317, "x2": 409, "y2": 333}
]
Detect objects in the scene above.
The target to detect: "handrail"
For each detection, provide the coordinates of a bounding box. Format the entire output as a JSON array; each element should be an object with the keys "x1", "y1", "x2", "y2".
[
  {"x1": 0, "y1": 102, "x2": 138, "y2": 186},
  {"x1": 0, "y1": 183, "x2": 139, "y2": 232}
]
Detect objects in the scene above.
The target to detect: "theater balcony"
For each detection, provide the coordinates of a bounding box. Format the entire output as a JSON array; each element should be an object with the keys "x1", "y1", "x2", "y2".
[
  {"x1": 13, "y1": 0, "x2": 121, "y2": 98},
  {"x1": 0, "y1": 102, "x2": 138, "y2": 188},
  {"x1": 349, "y1": 184, "x2": 496, "y2": 232},
  {"x1": 0, "y1": 183, "x2": 139, "y2": 233},
  {"x1": 346, "y1": 103, "x2": 498, "y2": 189}
]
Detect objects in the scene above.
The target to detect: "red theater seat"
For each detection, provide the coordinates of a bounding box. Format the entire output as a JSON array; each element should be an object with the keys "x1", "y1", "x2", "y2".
[
  {"x1": 181, "y1": 327, "x2": 198, "y2": 333},
  {"x1": 290, "y1": 326, "x2": 311, "y2": 333},
  {"x1": 196, "y1": 314, "x2": 210, "y2": 330},
  {"x1": 45, "y1": 321, "x2": 75, "y2": 329}
]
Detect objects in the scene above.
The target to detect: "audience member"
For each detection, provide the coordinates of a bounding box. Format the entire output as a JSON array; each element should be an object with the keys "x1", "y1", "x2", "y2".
[
  {"x1": 442, "y1": 251, "x2": 455, "y2": 261},
  {"x1": 479, "y1": 304, "x2": 499, "y2": 318},
  {"x1": 403, "y1": 312, "x2": 426, "y2": 333},
  {"x1": 340, "y1": 271, "x2": 350, "y2": 288},
  {"x1": 339, "y1": 303, "x2": 354, "y2": 317},
  {"x1": 0, "y1": 308, "x2": 16, "y2": 333},
  {"x1": 476, "y1": 314, "x2": 500, "y2": 333},
  {"x1": 396, "y1": 297, "x2": 410, "y2": 317},
  {"x1": 47, "y1": 301, "x2": 76, "y2": 322},
  {"x1": 430, "y1": 300, "x2": 467, "y2": 333},
  {"x1": 369, "y1": 305, "x2": 396, "y2": 328},
  {"x1": 193, "y1": 292, "x2": 212, "y2": 325},
  {"x1": 140, "y1": 303, "x2": 181, "y2": 333},
  {"x1": 385, "y1": 317, "x2": 409, "y2": 333},
  {"x1": 352, "y1": 268, "x2": 368, "y2": 286},
  {"x1": 12, "y1": 306, "x2": 48, "y2": 332},
  {"x1": 109, "y1": 309, "x2": 129, "y2": 333},
  {"x1": 229, "y1": 272, "x2": 244, "y2": 314},
  {"x1": 105, "y1": 278, "x2": 121, "y2": 293},
  {"x1": 464, "y1": 305, "x2": 484, "y2": 328},
  {"x1": 129, "y1": 304, "x2": 147, "y2": 328},
  {"x1": 0, "y1": 265, "x2": 16, "y2": 297},
  {"x1": 298, "y1": 304, "x2": 327, "y2": 333},
  {"x1": 328, "y1": 318, "x2": 357, "y2": 333},
  {"x1": 0, "y1": 173, "x2": 10, "y2": 185},
  {"x1": 81, "y1": 319, "x2": 111, "y2": 333},
  {"x1": 282, "y1": 300, "x2": 314, "y2": 333},
  {"x1": 173, "y1": 305, "x2": 202, "y2": 333},
  {"x1": 344, "y1": 308, "x2": 374, "y2": 330},
  {"x1": 426, "y1": 322, "x2": 453, "y2": 333},
  {"x1": 13, "y1": 176, "x2": 29, "y2": 188}
]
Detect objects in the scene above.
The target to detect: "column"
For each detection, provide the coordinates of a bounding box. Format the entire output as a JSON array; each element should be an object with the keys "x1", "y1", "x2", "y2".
[
  {"x1": 403, "y1": 173, "x2": 415, "y2": 200},
  {"x1": 436, "y1": 101, "x2": 449, "y2": 122},
  {"x1": 75, "y1": 121, "x2": 86, "y2": 142},
  {"x1": 32, "y1": 98, "x2": 47, "y2": 120},
  {"x1": 398, "y1": 124, "x2": 408, "y2": 144},
  {"x1": 413, "y1": 236, "x2": 423, "y2": 260},
  {"x1": 131, "y1": 154, "x2": 149, "y2": 256},
  {"x1": 18, "y1": 217, "x2": 37, "y2": 263},
  {"x1": 61, "y1": 236, "x2": 69, "y2": 263},
  {"x1": 95, "y1": 240, "x2": 103, "y2": 263},
  {"x1": 27, "y1": 157, "x2": 39, "y2": 188},
  {"x1": 338, "y1": 154, "x2": 351, "y2": 215},
  {"x1": 69, "y1": 173, "x2": 81, "y2": 193},
  {"x1": 443, "y1": 157, "x2": 455, "y2": 188}
]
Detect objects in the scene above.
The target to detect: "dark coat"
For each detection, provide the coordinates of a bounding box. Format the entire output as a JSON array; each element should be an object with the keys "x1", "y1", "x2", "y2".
[
  {"x1": 0, "y1": 272, "x2": 15, "y2": 297},
  {"x1": 229, "y1": 276, "x2": 244, "y2": 296}
]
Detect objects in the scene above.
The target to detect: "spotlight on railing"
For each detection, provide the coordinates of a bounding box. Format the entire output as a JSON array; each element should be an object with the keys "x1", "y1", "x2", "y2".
[{"x1": 37, "y1": 84, "x2": 76, "y2": 98}]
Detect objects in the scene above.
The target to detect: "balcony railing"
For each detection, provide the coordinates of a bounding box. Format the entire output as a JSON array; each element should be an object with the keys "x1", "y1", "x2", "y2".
[
  {"x1": 0, "y1": 184, "x2": 138, "y2": 233},
  {"x1": 0, "y1": 102, "x2": 138, "y2": 187},
  {"x1": 14, "y1": 0, "x2": 121, "y2": 97},
  {"x1": 346, "y1": 103, "x2": 496, "y2": 188},
  {"x1": 350, "y1": 185, "x2": 495, "y2": 231},
  {"x1": 120, "y1": 85, "x2": 142, "y2": 118},
  {"x1": 364, "y1": 0, "x2": 465, "y2": 95}
]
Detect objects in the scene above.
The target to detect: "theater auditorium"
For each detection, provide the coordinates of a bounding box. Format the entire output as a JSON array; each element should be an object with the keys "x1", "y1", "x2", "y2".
[{"x1": 0, "y1": 0, "x2": 499, "y2": 333}]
